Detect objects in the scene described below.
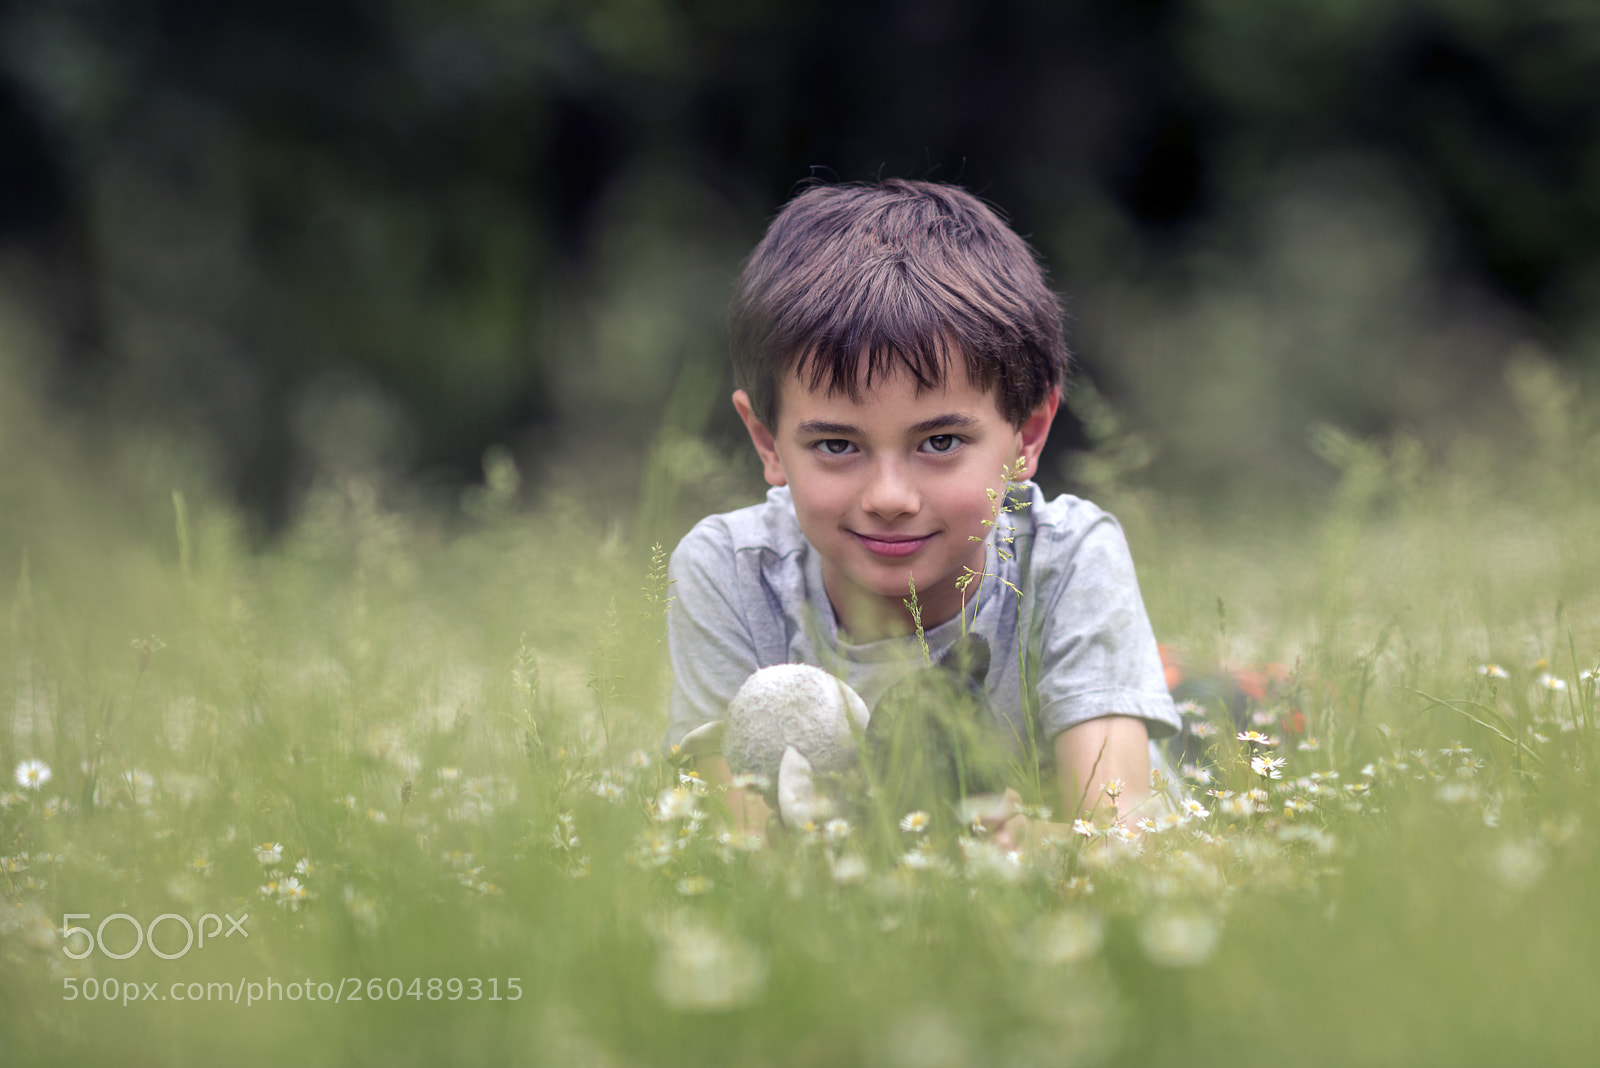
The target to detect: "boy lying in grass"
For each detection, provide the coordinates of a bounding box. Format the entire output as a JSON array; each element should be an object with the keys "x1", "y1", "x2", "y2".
[{"x1": 663, "y1": 179, "x2": 1179, "y2": 848}]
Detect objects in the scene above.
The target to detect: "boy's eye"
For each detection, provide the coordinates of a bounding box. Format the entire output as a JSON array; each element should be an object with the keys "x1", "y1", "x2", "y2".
[
  {"x1": 817, "y1": 439, "x2": 854, "y2": 456},
  {"x1": 923, "y1": 434, "x2": 959, "y2": 453}
]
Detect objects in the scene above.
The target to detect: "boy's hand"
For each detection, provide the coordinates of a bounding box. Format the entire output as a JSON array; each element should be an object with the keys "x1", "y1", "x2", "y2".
[
  {"x1": 696, "y1": 754, "x2": 773, "y2": 842},
  {"x1": 976, "y1": 788, "x2": 1031, "y2": 851}
]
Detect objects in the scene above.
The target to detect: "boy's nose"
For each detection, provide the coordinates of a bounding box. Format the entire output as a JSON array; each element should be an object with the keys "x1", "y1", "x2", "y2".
[{"x1": 861, "y1": 462, "x2": 919, "y2": 519}]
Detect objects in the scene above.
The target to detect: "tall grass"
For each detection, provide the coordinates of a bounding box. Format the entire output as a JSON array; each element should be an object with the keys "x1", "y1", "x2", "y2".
[{"x1": 2, "y1": 342, "x2": 1598, "y2": 1067}]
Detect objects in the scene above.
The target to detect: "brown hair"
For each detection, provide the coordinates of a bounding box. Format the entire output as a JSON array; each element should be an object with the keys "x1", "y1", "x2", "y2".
[{"x1": 730, "y1": 179, "x2": 1070, "y2": 429}]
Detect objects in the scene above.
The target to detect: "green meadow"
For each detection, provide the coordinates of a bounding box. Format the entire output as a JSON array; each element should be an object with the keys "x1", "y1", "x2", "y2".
[{"x1": 2, "y1": 343, "x2": 1598, "y2": 1068}]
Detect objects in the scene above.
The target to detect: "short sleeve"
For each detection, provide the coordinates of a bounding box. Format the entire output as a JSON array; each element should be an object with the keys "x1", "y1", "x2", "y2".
[
  {"x1": 663, "y1": 521, "x2": 762, "y2": 759},
  {"x1": 1032, "y1": 513, "x2": 1180, "y2": 741}
]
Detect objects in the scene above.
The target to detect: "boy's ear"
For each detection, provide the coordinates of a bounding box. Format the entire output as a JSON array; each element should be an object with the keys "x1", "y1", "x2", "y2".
[
  {"x1": 732, "y1": 389, "x2": 787, "y2": 487},
  {"x1": 1013, "y1": 387, "x2": 1060, "y2": 480}
]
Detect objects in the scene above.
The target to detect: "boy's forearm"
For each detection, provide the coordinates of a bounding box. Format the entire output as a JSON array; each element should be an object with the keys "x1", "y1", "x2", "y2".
[
  {"x1": 1053, "y1": 715, "x2": 1152, "y2": 824},
  {"x1": 695, "y1": 753, "x2": 773, "y2": 837}
]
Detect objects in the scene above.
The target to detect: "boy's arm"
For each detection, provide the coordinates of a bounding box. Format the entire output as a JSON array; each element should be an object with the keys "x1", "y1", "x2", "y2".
[
  {"x1": 1052, "y1": 713, "x2": 1151, "y2": 823},
  {"x1": 696, "y1": 753, "x2": 773, "y2": 837}
]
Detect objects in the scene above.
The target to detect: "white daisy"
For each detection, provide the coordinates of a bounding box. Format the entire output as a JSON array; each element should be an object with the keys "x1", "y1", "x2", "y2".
[
  {"x1": 14, "y1": 760, "x2": 51, "y2": 790},
  {"x1": 1250, "y1": 755, "x2": 1287, "y2": 780},
  {"x1": 899, "y1": 811, "x2": 931, "y2": 834},
  {"x1": 277, "y1": 876, "x2": 310, "y2": 909},
  {"x1": 1182, "y1": 799, "x2": 1211, "y2": 820}
]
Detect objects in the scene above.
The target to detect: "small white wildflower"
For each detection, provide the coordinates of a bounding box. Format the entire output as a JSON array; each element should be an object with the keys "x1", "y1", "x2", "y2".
[
  {"x1": 1182, "y1": 799, "x2": 1210, "y2": 821},
  {"x1": 1030, "y1": 910, "x2": 1105, "y2": 964},
  {"x1": 1236, "y1": 730, "x2": 1275, "y2": 746},
  {"x1": 1102, "y1": 778, "x2": 1125, "y2": 802},
  {"x1": 899, "y1": 811, "x2": 931, "y2": 834},
  {"x1": 437, "y1": 766, "x2": 461, "y2": 783},
  {"x1": 1219, "y1": 796, "x2": 1253, "y2": 818},
  {"x1": 1297, "y1": 737, "x2": 1321, "y2": 752},
  {"x1": 593, "y1": 776, "x2": 625, "y2": 802},
  {"x1": 1476, "y1": 663, "x2": 1510, "y2": 679},
  {"x1": 1251, "y1": 755, "x2": 1287, "y2": 780},
  {"x1": 675, "y1": 875, "x2": 713, "y2": 896},
  {"x1": 959, "y1": 838, "x2": 1023, "y2": 882},
  {"x1": 1189, "y1": 720, "x2": 1219, "y2": 738},
  {"x1": 255, "y1": 842, "x2": 284, "y2": 866},
  {"x1": 120, "y1": 769, "x2": 156, "y2": 806},
  {"x1": 1136, "y1": 817, "x2": 1160, "y2": 834},
  {"x1": 14, "y1": 760, "x2": 51, "y2": 790},
  {"x1": 277, "y1": 875, "x2": 310, "y2": 909},
  {"x1": 1282, "y1": 796, "x2": 1313, "y2": 816},
  {"x1": 830, "y1": 853, "x2": 869, "y2": 885},
  {"x1": 1138, "y1": 908, "x2": 1221, "y2": 967},
  {"x1": 1537, "y1": 673, "x2": 1568, "y2": 692},
  {"x1": 823, "y1": 817, "x2": 853, "y2": 844},
  {"x1": 1072, "y1": 818, "x2": 1098, "y2": 838},
  {"x1": 653, "y1": 918, "x2": 767, "y2": 1012},
  {"x1": 1175, "y1": 699, "x2": 1206, "y2": 717},
  {"x1": 1493, "y1": 839, "x2": 1546, "y2": 891},
  {"x1": 655, "y1": 786, "x2": 701, "y2": 822}
]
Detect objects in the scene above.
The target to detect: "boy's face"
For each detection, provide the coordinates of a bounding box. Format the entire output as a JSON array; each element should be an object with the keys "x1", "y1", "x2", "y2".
[{"x1": 733, "y1": 361, "x2": 1057, "y2": 640}]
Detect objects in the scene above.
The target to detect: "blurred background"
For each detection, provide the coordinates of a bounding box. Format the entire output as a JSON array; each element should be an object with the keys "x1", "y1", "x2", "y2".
[{"x1": 1, "y1": 0, "x2": 1597, "y2": 536}]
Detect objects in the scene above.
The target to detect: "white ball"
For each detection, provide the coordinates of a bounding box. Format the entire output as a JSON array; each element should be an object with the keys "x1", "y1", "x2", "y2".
[{"x1": 723, "y1": 665, "x2": 870, "y2": 788}]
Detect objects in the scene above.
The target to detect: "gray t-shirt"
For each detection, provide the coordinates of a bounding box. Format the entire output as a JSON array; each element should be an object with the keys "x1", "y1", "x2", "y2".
[{"x1": 664, "y1": 483, "x2": 1180, "y2": 769}]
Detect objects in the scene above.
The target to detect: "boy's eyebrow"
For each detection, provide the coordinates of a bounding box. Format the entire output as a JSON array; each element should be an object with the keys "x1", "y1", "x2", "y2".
[
  {"x1": 907, "y1": 413, "x2": 982, "y2": 434},
  {"x1": 793, "y1": 413, "x2": 982, "y2": 438}
]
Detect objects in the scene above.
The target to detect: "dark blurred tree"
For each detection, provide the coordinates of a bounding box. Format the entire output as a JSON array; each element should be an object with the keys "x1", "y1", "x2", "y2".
[{"x1": 0, "y1": 0, "x2": 1596, "y2": 523}]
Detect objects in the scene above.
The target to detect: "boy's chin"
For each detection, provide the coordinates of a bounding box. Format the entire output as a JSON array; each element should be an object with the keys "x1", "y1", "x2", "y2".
[{"x1": 844, "y1": 568, "x2": 953, "y2": 604}]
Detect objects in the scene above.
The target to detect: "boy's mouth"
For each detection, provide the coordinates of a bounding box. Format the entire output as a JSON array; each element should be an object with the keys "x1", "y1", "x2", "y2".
[{"x1": 852, "y1": 531, "x2": 935, "y2": 558}]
